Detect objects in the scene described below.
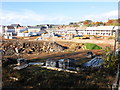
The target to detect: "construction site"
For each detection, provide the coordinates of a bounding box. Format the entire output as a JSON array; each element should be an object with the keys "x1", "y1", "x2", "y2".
[
  {"x1": 1, "y1": 34, "x2": 120, "y2": 89},
  {"x1": 1, "y1": 1, "x2": 120, "y2": 89}
]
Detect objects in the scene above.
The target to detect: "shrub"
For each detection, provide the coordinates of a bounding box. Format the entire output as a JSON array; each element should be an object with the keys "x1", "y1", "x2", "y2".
[
  {"x1": 83, "y1": 43, "x2": 102, "y2": 50},
  {"x1": 102, "y1": 47, "x2": 118, "y2": 68}
]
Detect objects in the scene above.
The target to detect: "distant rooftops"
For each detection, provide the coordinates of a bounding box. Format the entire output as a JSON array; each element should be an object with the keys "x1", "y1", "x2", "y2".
[
  {"x1": 17, "y1": 27, "x2": 27, "y2": 29},
  {"x1": 11, "y1": 24, "x2": 21, "y2": 27},
  {"x1": 6, "y1": 26, "x2": 15, "y2": 29},
  {"x1": 28, "y1": 26, "x2": 41, "y2": 29}
]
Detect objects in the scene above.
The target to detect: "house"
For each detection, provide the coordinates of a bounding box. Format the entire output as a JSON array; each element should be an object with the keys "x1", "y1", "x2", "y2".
[
  {"x1": 17, "y1": 27, "x2": 28, "y2": 33},
  {"x1": 17, "y1": 27, "x2": 29, "y2": 37},
  {"x1": 28, "y1": 26, "x2": 41, "y2": 33},
  {"x1": 11, "y1": 24, "x2": 21, "y2": 33},
  {"x1": 27, "y1": 26, "x2": 47, "y2": 36},
  {"x1": 5, "y1": 26, "x2": 15, "y2": 33},
  {"x1": 4, "y1": 26, "x2": 16, "y2": 36},
  {"x1": 17, "y1": 33, "x2": 30, "y2": 37},
  {"x1": 36, "y1": 24, "x2": 48, "y2": 29},
  {"x1": 11, "y1": 24, "x2": 21, "y2": 28}
]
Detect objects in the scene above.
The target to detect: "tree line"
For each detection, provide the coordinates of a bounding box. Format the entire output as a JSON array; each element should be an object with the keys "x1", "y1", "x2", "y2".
[{"x1": 69, "y1": 19, "x2": 120, "y2": 27}]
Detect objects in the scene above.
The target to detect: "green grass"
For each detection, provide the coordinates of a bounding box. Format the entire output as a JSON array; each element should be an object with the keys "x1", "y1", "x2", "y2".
[{"x1": 83, "y1": 43, "x2": 102, "y2": 50}]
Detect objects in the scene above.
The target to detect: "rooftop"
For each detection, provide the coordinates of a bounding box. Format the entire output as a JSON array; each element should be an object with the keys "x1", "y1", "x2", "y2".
[
  {"x1": 7, "y1": 26, "x2": 15, "y2": 29},
  {"x1": 86, "y1": 26, "x2": 117, "y2": 30}
]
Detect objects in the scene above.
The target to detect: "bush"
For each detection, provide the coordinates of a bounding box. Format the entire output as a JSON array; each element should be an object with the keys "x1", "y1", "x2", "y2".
[
  {"x1": 83, "y1": 43, "x2": 102, "y2": 50},
  {"x1": 102, "y1": 47, "x2": 118, "y2": 68}
]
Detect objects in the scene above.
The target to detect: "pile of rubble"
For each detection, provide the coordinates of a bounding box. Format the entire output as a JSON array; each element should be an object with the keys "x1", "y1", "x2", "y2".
[{"x1": 1, "y1": 41, "x2": 67, "y2": 55}]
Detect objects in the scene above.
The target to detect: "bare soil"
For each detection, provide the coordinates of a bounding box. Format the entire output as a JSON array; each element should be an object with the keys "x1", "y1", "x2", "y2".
[
  {"x1": 1, "y1": 37, "x2": 113, "y2": 63},
  {"x1": 0, "y1": 37, "x2": 114, "y2": 60}
]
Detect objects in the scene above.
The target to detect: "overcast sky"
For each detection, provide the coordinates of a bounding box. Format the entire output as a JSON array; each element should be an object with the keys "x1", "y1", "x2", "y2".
[{"x1": 0, "y1": 2, "x2": 118, "y2": 26}]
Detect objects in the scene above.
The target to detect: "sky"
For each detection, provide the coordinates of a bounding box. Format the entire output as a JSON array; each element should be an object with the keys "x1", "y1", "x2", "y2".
[{"x1": 0, "y1": 2, "x2": 119, "y2": 26}]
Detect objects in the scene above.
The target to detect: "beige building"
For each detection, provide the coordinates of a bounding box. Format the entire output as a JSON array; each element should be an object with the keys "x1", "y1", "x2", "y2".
[{"x1": 28, "y1": 27, "x2": 41, "y2": 33}]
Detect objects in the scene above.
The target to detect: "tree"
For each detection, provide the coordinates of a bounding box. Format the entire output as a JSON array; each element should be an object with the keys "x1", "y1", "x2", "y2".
[
  {"x1": 91, "y1": 22, "x2": 95, "y2": 25},
  {"x1": 95, "y1": 22, "x2": 100, "y2": 25},
  {"x1": 105, "y1": 19, "x2": 120, "y2": 26},
  {"x1": 73, "y1": 24, "x2": 79, "y2": 27},
  {"x1": 83, "y1": 20, "x2": 92, "y2": 24},
  {"x1": 107, "y1": 20, "x2": 113, "y2": 24},
  {"x1": 102, "y1": 47, "x2": 118, "y2": 68},
  {"x1": 85, "y1": 20, "x2": 92, "y2": 23},
  {"x1": 69, "y1": 22, "x2": 74, "y2": 25},
  {"x1": 83, "y1": 21, "x2": 89, "y2": 25}
]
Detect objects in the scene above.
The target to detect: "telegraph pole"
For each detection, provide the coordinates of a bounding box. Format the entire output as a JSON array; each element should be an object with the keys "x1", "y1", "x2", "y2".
[{"x1": 112, "y1": 28, "x2": 120, "y2": 90}]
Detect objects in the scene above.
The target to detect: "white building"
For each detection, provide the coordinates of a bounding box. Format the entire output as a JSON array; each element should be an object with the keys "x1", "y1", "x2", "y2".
[
  {"x1": 11, "y1": 24, "x2": 21, "y2": 33},
  {"x1": 85, "y1": 26, "x2": 116, "y2": 36},
  {"x1": 17, "y1": 33, "x2": 30, "y2": 37},
  {"x1": 16, "y1": 27, "x2": 28, "y2": 33},
  {"x1": 48, "y1": 26, "x2": 119, "y2": 37}
]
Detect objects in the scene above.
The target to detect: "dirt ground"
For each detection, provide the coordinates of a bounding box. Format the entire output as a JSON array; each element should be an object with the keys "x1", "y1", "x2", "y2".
[
  {"x1": 0, "y1": 37, "x2": 114, "y2": 60},
  {"x1": 1, "y1": 37, "x2": 114, "y2": 64}
]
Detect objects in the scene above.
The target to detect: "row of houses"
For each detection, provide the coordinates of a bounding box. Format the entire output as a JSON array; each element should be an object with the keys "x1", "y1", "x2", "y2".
[
  {"x1": 0, "y1": 24, "x2": 47, "y2": 37},
  {"x1": 0, "y1": 24, "x2": 119, "y2": 38},
  {"x1": 47, "y1": 26, "x2": 119, "y2": 36}
]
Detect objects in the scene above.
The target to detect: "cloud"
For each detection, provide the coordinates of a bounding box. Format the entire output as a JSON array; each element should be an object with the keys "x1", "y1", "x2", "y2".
[
  {"x1": 0, "y1": 9, "x2": 118, "y2": 25},
  {"x1": 0, "y1": 10, "x2": 73, "y2": 25},
  {"x1": 104, "y1": 10, "x2": 118, "y2": 17},
  {"x1": 83, "y1": 10, "x2": 118, "y2": 22}
]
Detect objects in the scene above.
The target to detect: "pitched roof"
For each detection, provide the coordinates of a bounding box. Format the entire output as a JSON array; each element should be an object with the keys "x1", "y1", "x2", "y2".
[
  {"x1": 7, "y1": 26, "x2": 15, "y2": 29},
  {"x1": 11, "y1": 24, "x2": 20, "y2": 27}
]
